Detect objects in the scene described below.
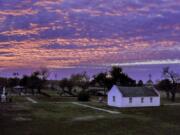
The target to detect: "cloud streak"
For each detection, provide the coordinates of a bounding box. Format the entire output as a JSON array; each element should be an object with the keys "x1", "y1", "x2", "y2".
[{"x1": 107, "y1": 59, "x2": 180, "y2": 67}]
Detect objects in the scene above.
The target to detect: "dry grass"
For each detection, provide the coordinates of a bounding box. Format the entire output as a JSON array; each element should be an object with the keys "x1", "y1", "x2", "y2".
[{"x1": 1, "y1": 96, "x2": 180, "y2": 135}]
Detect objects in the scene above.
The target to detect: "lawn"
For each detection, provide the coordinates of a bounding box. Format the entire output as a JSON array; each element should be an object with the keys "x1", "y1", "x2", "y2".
[
  {"x1": 32, "y1": 95, "x2": 77, "y2": 102},
  {"x1": 1, "y1": 97, "x2": 180, "y2": 135}
]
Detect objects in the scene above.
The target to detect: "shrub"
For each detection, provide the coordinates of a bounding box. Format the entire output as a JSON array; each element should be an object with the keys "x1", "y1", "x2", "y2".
[{"x1": 77, "y1": 91, "x2": 90, "y2": 101}]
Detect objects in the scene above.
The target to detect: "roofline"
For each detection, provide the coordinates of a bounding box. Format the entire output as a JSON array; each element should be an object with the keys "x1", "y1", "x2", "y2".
[{"x1": 113, "y1": 85, "x2": 159, "y2": 97}]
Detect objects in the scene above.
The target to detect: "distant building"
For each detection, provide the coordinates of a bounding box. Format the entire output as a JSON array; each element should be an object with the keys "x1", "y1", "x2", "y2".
[
  {"x1": 88, "y1": 86, "x2": 107, "y2": 96},
  {"x1": 146, "y1": 79, "x2": 154, "y2": 87},
  {"x1": 107, "y1": 85, "x2": 160, "y2": 108},
  {"x1": 146, "y1": 74, "x2": 154, "y2": 87},
  {"x1": 13, "y1": 85, "x2": 25, "y2": 94}
]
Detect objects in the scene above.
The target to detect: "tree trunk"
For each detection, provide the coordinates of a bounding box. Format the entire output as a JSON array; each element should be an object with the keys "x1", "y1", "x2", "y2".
[
  {"x1": 171, "y1": 83, "x2": 177, "y2": 102},
  {"x1": 61, "y1": 88, "x2": 75, "y2": 97},
  {"x1": 32, "y1": 89, "x2": 34, "y2": 95},
  {"x1": 171, "y1": 92, "x2": 175, "y2": 102},
  {"x1": 166, "y1": 91, "x2": 170, "y2": 99},
  {"x1": 25, "y1": 88, "x2": 27, "y2": 94},
  {"x1": 38, "y1": 88, "x2": 41, "y2": 94}
]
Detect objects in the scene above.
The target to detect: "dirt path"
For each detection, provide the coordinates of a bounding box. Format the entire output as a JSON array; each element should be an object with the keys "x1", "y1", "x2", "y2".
[
  {"x1": 26, "y1": 97, "x2": 38, "y2": 104},
  {"x1": 72, "y1": 102, "x2": 120, "y2": 114},
  {"x1": 163, "y1": 103, "x2": 180, "y2": 106}
]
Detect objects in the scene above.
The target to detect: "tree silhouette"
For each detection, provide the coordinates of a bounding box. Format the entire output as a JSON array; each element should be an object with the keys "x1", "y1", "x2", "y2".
[
  {"x1": 137, "y1": 80, "x2": 144, "y2": 86},
  {"x1": 92, "y1": 66, "x2": 136, "y2": 91},
  {"x1": 110, "y1": 66, "x2": 136, "y2": 87},
  {"x1": 163, "y1": 67, "x2": 180, "y2": 102},
  {"x1": 157, "y1": 79, "x2": 172, "y2": 99}
]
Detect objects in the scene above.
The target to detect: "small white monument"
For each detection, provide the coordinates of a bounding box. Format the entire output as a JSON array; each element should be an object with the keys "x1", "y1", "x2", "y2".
[{"x1": 1, "y1": 87, "x2": 6, "y2": 102}]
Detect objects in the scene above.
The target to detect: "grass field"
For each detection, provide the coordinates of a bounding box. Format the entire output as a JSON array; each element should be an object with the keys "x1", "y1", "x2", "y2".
[{"x1": 1, "y1": 96, "x2": 180, "y2": 135}]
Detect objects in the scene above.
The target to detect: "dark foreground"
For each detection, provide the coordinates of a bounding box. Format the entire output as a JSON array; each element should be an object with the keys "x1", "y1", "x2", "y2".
[{"x1": 0, "y1": 96, "x2": 180, "y2": 135}]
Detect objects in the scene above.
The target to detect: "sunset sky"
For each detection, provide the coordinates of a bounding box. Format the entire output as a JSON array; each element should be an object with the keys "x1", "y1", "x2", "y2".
[{"x1": 0, "y1": 0, "x2": 180, "y2": 81}]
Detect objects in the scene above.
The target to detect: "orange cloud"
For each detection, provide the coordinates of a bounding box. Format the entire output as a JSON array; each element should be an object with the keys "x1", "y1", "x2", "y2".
[
  {"x1": 0, "y1": 8, "x2": 38, "y2": 16},
  {"x1": 0, "y1": 27, "x2": 49, "y2": 36},
  {"x1": 0, "y1": 36, "x2": 156, "y2": 69},
  {"x1": 0, "y1": 16, "x2": 6, "y2": 23}
]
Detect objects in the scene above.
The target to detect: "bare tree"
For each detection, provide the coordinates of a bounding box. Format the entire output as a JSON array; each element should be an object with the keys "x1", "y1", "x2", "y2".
[
  {"x1": 163, "y1": 67, "x2": 180, "y2": 102},
  {"x1": 70, "y1": 72, "x2": 90, "y2": 90},
  {"x1": 39, "y1": 67, "x2": 50, "y2": 80},
  {"x1": 157, "y1": 79, "x2": 172, "y2": 99},
  {"x1": 59, "y1": 78, "x2": 75, "y2": 96}
]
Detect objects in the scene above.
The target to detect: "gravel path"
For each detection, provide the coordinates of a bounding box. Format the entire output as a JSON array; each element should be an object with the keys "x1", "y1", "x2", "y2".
[
  {"x1": 26, "y1": 97, "x2": 38, "y2": 104},
  {"x1": 163, "y1": 103, "x2": 180, "y2": 106},
  {"x1": 72, "y1": 102, "x2": 120, "y2": 114}
]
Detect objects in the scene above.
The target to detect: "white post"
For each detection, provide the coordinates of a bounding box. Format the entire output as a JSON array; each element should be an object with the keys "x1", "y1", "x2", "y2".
[{"x1": 1, "y1": 87, "x2": 6, "y2": 102}]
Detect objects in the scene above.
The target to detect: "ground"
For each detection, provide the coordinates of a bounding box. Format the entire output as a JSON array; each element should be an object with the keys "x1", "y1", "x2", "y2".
[{"x1": 1, "y1": 92, "x2": 180, "y2": 135}]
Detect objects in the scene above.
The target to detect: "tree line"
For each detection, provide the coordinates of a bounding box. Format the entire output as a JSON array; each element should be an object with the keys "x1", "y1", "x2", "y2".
[
  {"x1": 0, "y1": 66, "x2": 179, "y2": 102},
  {"x1": 0, "y1": 68, "x2": 49, "y2": 95}
]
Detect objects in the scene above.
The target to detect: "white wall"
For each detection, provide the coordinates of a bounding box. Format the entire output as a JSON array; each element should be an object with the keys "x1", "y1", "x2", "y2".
[
  {"x1": 121, "y1": 97, "x2": 160, "y2": 108},
  {"x1": 107, "y1": 85, "x2": 160, "y2": 108},
  {"x1": 107, "y1": 85, "x2": 123, "y2": 107}
]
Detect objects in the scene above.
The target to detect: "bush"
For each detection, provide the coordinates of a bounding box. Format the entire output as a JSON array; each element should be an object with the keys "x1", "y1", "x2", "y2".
[
  {"x1": 40, "y1": 91, "x2": 51, "y2": 97},
  {"x1": 77, "y1": 91, "x2": 90, "y2": 101}
]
